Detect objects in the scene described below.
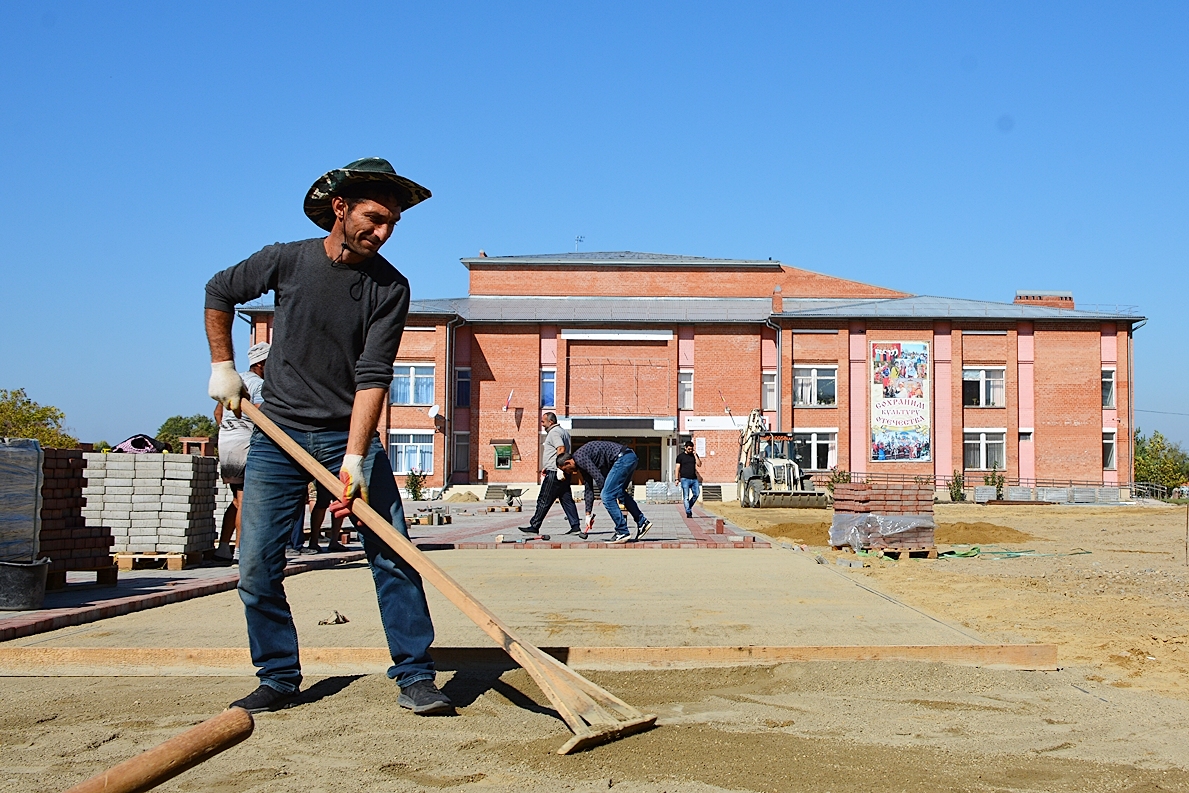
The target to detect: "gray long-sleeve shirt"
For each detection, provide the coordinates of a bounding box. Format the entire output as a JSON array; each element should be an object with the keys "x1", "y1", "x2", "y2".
[{"x1": 205, "y1": 238, "x2": 410, "y2": 432}]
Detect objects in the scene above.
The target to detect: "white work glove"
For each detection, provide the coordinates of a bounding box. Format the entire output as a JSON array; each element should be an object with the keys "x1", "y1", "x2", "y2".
[
  {"x1": 555, "y1": 468, "x2": 565, "y2": 480},
  {"x1": 208, "y1": 361, "x2": 244, "y2": 412},
  {"x1": 585, "y1": 513, "x2": 595, "y2": 532},
  {"x1": 339, "y1": 454, "x2": 368, "y2": 505}
]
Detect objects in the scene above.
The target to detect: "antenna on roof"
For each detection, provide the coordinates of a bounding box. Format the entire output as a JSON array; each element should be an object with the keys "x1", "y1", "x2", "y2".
[{"x1": 575, "y1": 235, "x2": 585, "y2": 252}]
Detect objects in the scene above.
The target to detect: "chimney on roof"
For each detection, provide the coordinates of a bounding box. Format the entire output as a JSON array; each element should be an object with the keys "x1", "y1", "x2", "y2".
[
  {"x1": 771, "y1": 284, "x2": 783, "y2": 314},
  {"x1": 1014, "y1": 290, "x2": 1074, "y2": 309},
  {"x1": 478, "y1": 250, "x2": 487, "y2": 257}
]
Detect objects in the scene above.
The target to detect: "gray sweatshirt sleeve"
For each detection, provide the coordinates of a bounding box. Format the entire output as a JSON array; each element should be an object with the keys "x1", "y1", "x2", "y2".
[
  {"x1": 354, "y1": 275, "x2": 410, "y2": 392},
  {"x1": 204, "y1": 244, "x2": 284, "y2": 312}
]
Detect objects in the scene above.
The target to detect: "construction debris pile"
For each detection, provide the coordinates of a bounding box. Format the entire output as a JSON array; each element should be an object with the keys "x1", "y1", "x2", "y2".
[
  {"x1": 829, "y1": 481, "x2": 935, "y2": 551},
  {"x1": 83, "y1": 453, "x2": 218, "y2": 555}
]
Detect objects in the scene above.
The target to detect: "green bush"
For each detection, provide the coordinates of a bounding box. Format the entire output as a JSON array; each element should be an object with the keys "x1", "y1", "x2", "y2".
[
  {"x1": 405, "y1": 469, "x2": 427, "y2": 501},
  {"x1": 825, "y1": 467, "x2": 851, "y2": 494},
  {"x1": 948, "y1": 470, "x2": 966, "y2": 502},
  {"x1": 983, "y1": 462, "x2": 1005, "y2": 500}
]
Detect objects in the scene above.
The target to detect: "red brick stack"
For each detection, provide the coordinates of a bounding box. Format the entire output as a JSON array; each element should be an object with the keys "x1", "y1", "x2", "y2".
[
  {"x1": 831, "y1": 481, "x2": 935, "y2": 549},
  {"x1": 40, "y1": 449, "x2": 117, "y2": 589}
]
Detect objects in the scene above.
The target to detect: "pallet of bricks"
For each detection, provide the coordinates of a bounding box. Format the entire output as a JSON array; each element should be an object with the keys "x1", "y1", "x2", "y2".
[
  {"x1": 42, "y1": 449, "x2": 117, "y2": 589},
  {"x1": 83, "y1": 452, "x2": 218, "y2": 570},
  {"x1": 829, "y1": 481, "x2": 936, "y2": 557}
]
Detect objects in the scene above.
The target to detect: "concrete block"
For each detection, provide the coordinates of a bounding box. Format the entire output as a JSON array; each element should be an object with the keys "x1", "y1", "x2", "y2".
[
  {"x1": 105, "y1": 519, "x2": 132, "y2": 529},
  {"x1": 132, "y1": 494, "x2": 163, "y2": 504},
  {"x1": 104, "y1": 478, "x2": 134, "y2": 488},
  {"x1": 105, "y1": 459, "x2": 136, "y2": 471},
  {"x1": 104, "y1": 487, "x2": 134, "y2": 496},
  {"x1": 128, "y1": 526, "x2": 158, "y2": 536}
]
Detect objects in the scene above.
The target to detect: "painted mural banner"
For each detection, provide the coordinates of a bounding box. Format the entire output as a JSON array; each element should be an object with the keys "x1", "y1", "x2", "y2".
[{"x1": 870, "y1": 341, "x2": 931, "y2": 462}]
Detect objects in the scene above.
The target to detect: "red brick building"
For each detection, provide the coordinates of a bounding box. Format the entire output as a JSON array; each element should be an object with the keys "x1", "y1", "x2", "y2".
[{"x1": 242, "y1": 252, "x2": 1142, "y2": 494}]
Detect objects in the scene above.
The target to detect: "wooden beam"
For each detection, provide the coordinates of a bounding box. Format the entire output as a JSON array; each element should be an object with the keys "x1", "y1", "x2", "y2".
[{"x1": 0, "y1": 643, "x2": 1057, "y2": 676}]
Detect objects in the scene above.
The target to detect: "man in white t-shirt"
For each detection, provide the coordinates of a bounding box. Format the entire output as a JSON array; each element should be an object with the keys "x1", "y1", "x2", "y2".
[
  {"x1": 213, "y1": 342, "x2": 269, "y2": 562},
  {"x1": 519, "y1": 412, "x2": 582, "y2": 536}
]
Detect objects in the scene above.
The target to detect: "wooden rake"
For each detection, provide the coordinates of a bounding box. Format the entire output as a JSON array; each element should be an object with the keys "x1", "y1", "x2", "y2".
[{"x1": 241, "y1": 402, "x2": 656, "y2": 754}]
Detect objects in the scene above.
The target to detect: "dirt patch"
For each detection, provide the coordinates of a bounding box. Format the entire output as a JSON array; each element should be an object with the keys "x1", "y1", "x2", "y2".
[
  {"x1": 936, "y1": 521, "x2": 1038, "y2": 544},
  {"x1": 445, "y1": 491, "x2": 480, "y2": 502},
  {"x1": 6, "y1": 664, "x2": 1189, "y2": 792}
]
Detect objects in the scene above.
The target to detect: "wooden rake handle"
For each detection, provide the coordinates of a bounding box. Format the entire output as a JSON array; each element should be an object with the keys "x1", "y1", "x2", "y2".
[
  {"x1": 239, "y1": 403, "x2": 653, "y2": 752},
  {"x1": 64, "y1": 707, "x2": 253, "y2": 793}
]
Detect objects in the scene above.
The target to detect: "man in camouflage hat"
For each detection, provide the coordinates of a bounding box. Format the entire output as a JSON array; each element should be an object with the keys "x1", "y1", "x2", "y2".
[{"x1": 204, "y1": 158, "x2": 452, "y2": 715}]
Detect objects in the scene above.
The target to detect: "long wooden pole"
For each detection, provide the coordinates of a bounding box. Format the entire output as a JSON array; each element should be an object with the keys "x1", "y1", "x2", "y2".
[
  {"x1": 63, "y1": 707, "x2": 253, "y2": 793},
  {"x1": 238, "y1": 402, "x2": 654, "y2": 753}
]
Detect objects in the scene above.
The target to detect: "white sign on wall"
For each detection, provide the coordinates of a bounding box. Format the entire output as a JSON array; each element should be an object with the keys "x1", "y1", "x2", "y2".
[{"x1": 695, "y1": 437, "x2": 707, "y2": 456}]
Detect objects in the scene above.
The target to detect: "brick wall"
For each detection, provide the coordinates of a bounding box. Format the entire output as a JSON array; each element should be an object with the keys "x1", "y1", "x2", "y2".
[
  {"x1": 693, "y1": 325, "x2": 763, "y2": 481},
  {"x1": 390, "y1": 317, "x2": 449, "y2": 487},
  {"x1": 470, "y1": 326, "x2": 542, "y2": 484},
  {"x1": 1034, "y1": 325, "x2": 1103, "y2": 482},
  {"x1": 566, "y1": 339, "x2": 673, "y2": 416}
]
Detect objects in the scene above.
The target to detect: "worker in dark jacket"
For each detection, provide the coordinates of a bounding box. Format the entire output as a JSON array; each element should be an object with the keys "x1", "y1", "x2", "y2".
[
  {"x1": 204, "y1": 158, "x2": 451, "y2": 716},
  {"x1": 558, "y1": 440, "x2": 653, "y2": 543}
]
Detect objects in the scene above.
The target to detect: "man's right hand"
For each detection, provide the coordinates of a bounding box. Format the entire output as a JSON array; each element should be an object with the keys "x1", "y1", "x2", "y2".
[
  {"x1": 208, "y1": 361, "x2": 244, "y2": 413},
  {"x1": 585, "y1": 513, "x2": 595, "y2": 532}
]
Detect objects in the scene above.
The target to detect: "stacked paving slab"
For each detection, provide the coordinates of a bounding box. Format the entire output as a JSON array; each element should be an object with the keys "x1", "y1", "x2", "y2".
[
  {"x1": 83, "y1": 453, "x2": 217, "y2": 555},
  {"x1": 41, "y1": 449, "x2": 116, "y2": 584},
  {"x1": 831, "y1": 482, "x2": 935, "y2": 550}
]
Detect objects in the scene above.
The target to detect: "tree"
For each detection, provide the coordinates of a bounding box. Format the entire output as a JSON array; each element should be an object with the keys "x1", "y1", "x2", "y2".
[
  {"x1": 0, "y1": 388, "x2": 78, "y2": 448},
  {"x1": 156, "y1": 414, "x2": 218, "y2": 454},
  {"x1": 1134, "y1": 428, "x2": 1189, "y2": 492}
]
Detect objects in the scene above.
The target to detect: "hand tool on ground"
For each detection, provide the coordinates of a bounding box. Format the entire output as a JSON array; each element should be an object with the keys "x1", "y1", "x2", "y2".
[
  {"x1": 64, "y1": 707, "x2": 253, "y2": 793},
  {"x1": 242, "y1": 402, "x2": 656, "y2": 754}
]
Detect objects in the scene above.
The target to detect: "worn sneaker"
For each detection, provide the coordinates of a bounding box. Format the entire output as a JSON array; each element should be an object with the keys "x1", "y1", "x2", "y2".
[
  {"x1": 517, "y1": 526, "x2": 539, "y2": 534},
  {"x1": 230, "y1": 684, "x2": 295, "y2": 713},
  {"x1": 636, "y1": 520, "x2": 653, "y2": 540},
  {"x1": 611, "y1": 532, "x2": 632, "y2": 544},
  {"x1": 327, "y1": 541, "x2": 348, "y2": 553},
  {"x1": 398, "y1": 680, "x2": 454, "y2": 715}
]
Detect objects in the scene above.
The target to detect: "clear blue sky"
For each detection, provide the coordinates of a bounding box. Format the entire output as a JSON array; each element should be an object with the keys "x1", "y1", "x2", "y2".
[{"x1": 1, "y1": 2, "x2": 1185, "y2": 446}]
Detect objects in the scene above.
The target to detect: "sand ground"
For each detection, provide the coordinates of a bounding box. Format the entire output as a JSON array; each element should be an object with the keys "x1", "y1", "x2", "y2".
[{"x1": 4, "y1": 502, "x2": 1189, "y2": 791}]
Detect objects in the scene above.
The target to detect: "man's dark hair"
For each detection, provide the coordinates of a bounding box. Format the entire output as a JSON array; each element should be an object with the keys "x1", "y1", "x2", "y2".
[
  {"x1": 543, "y1": 411, "x2": 557, "y2": 425},
  {"x1": 556, "y1": 452, "x2": 572, "y2": 467},
  {"x1": 336, "y1": 181, "x2": 408, "y2": 211}
]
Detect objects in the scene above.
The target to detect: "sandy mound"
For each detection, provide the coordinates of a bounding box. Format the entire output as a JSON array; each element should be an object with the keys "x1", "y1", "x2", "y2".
[
  {"x1": 445, "y1": 490, "x2": 480, "y2": 503},
  {"x1": 767, "y1": 521, "x2": 832, "y2": 544},
  {"x1": 935, "y1": 521, "x2": 1038, "y2": 544}
]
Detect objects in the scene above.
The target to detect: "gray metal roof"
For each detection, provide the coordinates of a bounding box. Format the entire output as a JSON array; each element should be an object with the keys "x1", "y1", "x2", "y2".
[
  {"x1": 777, "y1": 295, "x2": 1143, "y2": 321},
  {"x1": 238, "y1": 294, "x2": 1142, "y2": 324},
  {"x1": 460, "y1": 251, "x2": 783, "y2": 269}
]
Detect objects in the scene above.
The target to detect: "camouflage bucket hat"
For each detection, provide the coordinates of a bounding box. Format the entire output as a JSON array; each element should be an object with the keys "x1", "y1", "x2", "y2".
[{"x1": 303, "y1": 157, "x2": 432, "y2": 231}]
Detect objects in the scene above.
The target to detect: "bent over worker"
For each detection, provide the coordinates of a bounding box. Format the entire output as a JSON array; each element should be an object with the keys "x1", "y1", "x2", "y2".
[
  {"x1": 204, "y1": 158, "x2": 451, "y2": 715},
  {"x1": 558, "y1": 440, "x2": 653, "y2": 544}
]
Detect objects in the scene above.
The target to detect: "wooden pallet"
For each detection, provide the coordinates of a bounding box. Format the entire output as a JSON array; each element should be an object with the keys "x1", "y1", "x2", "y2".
[
  {"x1": 486, "y1": 505, "x2": 522, "y2": 513},
  {"x1": 833, "y1": 545, "x2": 939, "y2": 559},
  {"x1": 114, "y1": 551, "x2": 207, "y2": 571},
  {"x1": 45, "y1": 566, "x2": 119, "y2": 591}
]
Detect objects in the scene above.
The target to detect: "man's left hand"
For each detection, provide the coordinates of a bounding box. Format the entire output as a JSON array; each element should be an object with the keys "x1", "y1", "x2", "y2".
[{"x1": 330, "y1": 454, "x2": 368, "y2": 519}]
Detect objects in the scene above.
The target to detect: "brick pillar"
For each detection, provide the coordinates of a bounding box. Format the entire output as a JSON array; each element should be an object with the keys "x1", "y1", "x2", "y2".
[
  {"x1": 933, "y1": 321, "x2": 952, "y2": 485},
  {"x1": 1017, "y1": 322, "x2": 1036, "y2": 483},
  {"x1": 848, "y1": 321, "x2": 867, "y2": 474}
]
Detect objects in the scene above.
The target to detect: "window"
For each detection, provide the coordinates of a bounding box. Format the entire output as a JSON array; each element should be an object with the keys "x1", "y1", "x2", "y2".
[
  {"x1": 1103, "y1": 431, "x2": 1117, "y2": 470},
  {"x1": 392, "y1": 365, "x2": 435, "y2": 405},
  {"x1": 494, "y1": 445, "x2": 513, "y2": 470},
  {"x1": 962, "y1": 368, "x2": 1005, "y2": 407},
  {"x1": 761, "y1": 372, "x2": 777, "y2": 411},
  {"x1": 793, "y1": 367, "x2": 837, "y2": 406},
  {"x1": 452, "y1": 432, "x2": 470, "y2": 472},
  {"x1": 540, "y1": 369, "x2": 556, "y2": 409},
  {"x1": 1102, "y1": 369, "x2": 1116, "y2": 409},
  {"x1": 963, "y1": 431, "x2": 1006, "y2": 470},
  {"x1": 793, "y1": 431, "x2": 838, "y2": 471},
  {"x1": 455, "y1": 369, "x2": 470, "y2": 408},
  {"x1": 678, "y1": 370, "x2": 693, "y2": 410},
  {"x1": 389, "y1": 432, "x2": 434, "y2": 474}
]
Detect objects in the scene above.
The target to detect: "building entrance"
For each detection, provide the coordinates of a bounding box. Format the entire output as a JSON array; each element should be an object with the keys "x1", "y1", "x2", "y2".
[{"x1": 571, "y1": 436, "x2": 664, "y2": 485}]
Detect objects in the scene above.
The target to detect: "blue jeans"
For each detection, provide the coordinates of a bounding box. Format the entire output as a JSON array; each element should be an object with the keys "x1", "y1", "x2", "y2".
[
  {"x1": 240, "y1": 425, "x2": 436, "y2": 693},
  {"x1": 680, "y1": 477, "x2": 700, "y2": 514},
  {"x1": 601, "y1": 451, "x2": 647, "y2": 535}
]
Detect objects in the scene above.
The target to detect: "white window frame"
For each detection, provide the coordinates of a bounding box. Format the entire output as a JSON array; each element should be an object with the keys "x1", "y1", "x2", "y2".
[
  {"x1": 792, "y1": 428, "x2": 838, "y2": 471},
  {"x1": 540, "y1": 368, "x2": 557, "y2": 409},
  {"x1": 1102, "y1": 368, "x2": 1116, "y2": 409},
  {"x1": 962, "y1": 367, "x2": 1006, "y2": 408},
  {"x1": 388, "y1": 429, "x2": 435, "y2": 474},
  {"x1": 452, "y1": 431, "x2": 470, "y2": 473},
  {"x1": 677, "y1": 370, "x2": 694, "y2": 411},
  {"x1": 761, "y1": 371, "x2": 778, "y2": 412},
  {"x1": 793, "y1": 366, "x2": 837, "y2": 407},
  {"x1": 392, "y1": 363, "x2": 436, "y2": 406},
  {"x1": 963, "y1": 428, "x2": 1007, "y2": 470},
  {"x1": 1102, "y1": 429, "x2": 1117, "y2": 470}
]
